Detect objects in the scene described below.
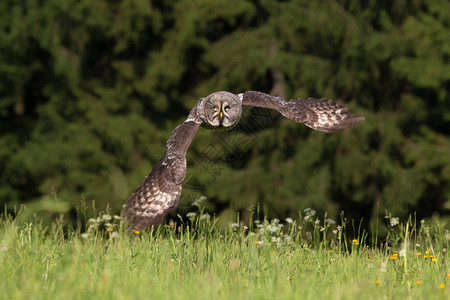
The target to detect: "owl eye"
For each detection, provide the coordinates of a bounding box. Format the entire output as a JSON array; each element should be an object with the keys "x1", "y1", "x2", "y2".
[
  {"x1": 214, "y1": 106, "x2": 219, "y2": 112},
  {"x1": 225, "y1": 106, "x2": 230, "y2": 112}
]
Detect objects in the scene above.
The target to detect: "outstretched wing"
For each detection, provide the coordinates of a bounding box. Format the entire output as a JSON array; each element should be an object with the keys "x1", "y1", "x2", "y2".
[
  {"x1": 241, "y1": 91, "x2": 364, "y2": 133},
  {"x1": 121, "y1": 120, "x2": 201, "y2": 231}
]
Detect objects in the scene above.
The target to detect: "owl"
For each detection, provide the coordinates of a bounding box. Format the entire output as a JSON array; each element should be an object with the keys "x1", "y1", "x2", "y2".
[{"x1": 121, "y1": 91, "x2": 364, "y2": 231}]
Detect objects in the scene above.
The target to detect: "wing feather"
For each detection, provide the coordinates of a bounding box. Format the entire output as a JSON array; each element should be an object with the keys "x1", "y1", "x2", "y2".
[
  {"x1": 241, "y1": 91, "x2": 364, "y2": 133},
  {"x1": 121, "y1": 120, "x2": 201, "y2": 231}
]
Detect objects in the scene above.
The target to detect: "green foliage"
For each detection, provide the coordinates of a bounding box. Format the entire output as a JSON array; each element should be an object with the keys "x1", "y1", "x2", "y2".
[
  {"x1": 0, "y1": 210, "x2": 449, "y2": 299},
  {"x1": 0, "y1": 0, "x2": 449, "y2": 227}
]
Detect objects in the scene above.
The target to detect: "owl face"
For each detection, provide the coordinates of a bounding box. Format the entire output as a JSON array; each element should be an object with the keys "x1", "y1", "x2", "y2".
[{"x1": 203, "y1": 91, "x2": 242, "y2": 127}]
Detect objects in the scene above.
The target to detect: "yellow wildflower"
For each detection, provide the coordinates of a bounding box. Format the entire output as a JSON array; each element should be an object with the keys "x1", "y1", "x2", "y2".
[
  {"x1": 424, "y1": 255, "x2": 428, "y2": 259},
  {"x1": 416, "y1": 252, "x2": 421, "y2": 256},
  {"x1": 439, "y1": 283, "x2": 445, "y2": 290},
  {"x1": 389, "y1": 255, "x2": 398, "y2": 261},
  {"x1": 134, "y1": 231, "x2": 140, "y2": 234},
  {"x1": 329, "y1": 250, "x2": 333, "y2": 253},
  {"x1": 107, "y1": 227, "x2": 114, "y2": 232},
  {"x1": 425, "y1": 250, "x2": 429, "y2": 254},
  {"x1": 374, "y1": 281, "x2": 380, "y2": 285},
  {"x1": 352, "y1": 239, "x2": 359, "y2": 245},
  {"x1": 431, "y1": 258, "x2": 437, "y2": 262},
  {"x1": 415, "y1": 281, "x2": 420, "y2": 285}
]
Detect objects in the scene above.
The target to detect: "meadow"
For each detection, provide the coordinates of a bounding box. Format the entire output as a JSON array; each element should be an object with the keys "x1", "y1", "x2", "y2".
[{"x1": 0, "y1": 207, "x2": 449, "y2": 300}]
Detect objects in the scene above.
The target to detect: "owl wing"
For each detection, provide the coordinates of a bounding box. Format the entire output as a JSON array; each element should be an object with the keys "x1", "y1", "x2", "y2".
[
  {"x1": 240, "y1": 91, "x2": 364, "y2": 133},
  {"x1": 121, "y1": 118, "x2": 201, "y2": 232}
]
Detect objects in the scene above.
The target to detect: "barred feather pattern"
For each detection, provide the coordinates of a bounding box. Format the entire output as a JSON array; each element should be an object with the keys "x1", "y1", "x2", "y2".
[
  {"x1": 121, "y1": 156, "x2": 183, "y2": 231},
  {"x1": 282, "y1": 98, "x2": 364, "y2": 133},
  {"x1": 241, "y1": 91, "x2": 364, "y2": 133},
  {"x1": 121, "y1": 121, "x2": 200, "y2": 232}
]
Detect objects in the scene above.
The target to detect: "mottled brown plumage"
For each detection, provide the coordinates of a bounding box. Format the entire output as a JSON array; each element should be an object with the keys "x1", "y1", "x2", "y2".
[
  {"x1": 121, "y1": 121, "x2": 200, "y2": 231},
  {"x1": 121, "y1": 91, "x2": 364, "y2": 231}
]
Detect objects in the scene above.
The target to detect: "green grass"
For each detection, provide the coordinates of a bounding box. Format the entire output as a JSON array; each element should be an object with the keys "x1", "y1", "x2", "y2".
[{"x1": 0, "y1": 209, "x2": 449, "y2": 300}]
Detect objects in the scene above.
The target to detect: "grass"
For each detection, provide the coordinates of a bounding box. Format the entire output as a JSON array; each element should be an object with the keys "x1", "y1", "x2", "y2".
[{"x1": 0, "y1": 207, "x2": 449, "y2": 300}]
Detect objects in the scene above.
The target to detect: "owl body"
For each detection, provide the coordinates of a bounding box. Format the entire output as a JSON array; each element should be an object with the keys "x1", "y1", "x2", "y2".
[{"x1": 121, "y1": 91, "x2": 364, "y2": 231}]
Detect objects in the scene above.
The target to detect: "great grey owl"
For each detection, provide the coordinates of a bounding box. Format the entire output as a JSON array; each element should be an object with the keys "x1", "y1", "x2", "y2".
[{"x1": 121, "y1": 91, "x2": 364, "y2": 231}]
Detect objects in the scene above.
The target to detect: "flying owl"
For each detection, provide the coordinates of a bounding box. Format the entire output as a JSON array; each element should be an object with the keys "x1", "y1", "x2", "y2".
[{"x1": 121, "y1": 91, "x2": 364, "y2": 231}]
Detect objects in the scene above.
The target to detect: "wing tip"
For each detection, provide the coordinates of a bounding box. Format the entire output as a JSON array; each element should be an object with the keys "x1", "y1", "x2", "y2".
[{"x1": 306, "y1": 112, "x2": 365, "y2": 133}]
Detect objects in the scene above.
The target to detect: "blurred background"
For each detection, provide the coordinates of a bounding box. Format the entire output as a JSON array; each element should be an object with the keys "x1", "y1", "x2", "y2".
[{"x1": 1, "y1": 0, "x2": 449, "y2": 230}]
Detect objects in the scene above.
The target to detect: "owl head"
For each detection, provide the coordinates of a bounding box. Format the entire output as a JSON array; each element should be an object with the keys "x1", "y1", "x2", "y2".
[{"x1": 202, "y1": 91, "x2": 242, "y2": 127}]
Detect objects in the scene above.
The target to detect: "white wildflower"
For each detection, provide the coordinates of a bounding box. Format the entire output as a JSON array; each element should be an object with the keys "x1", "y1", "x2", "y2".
[
  {"x1": 269, "y1": 225, "x2": 278, "y2": 233},
  {"x1": 326, "y1": 218, "x2": 336, "y2": 225},
  {"x1": 399, "y1": 248, "x2": 406, "y2": 257},
  {"x1": 390, "y1": 217, "x2": 399, "y2": 227},
  {"x1": 192, "y1": 195, "x2": 207, "y2": 207},
  {"x1": 200, "y1": 213, "x2": 210, "y2": 220}
]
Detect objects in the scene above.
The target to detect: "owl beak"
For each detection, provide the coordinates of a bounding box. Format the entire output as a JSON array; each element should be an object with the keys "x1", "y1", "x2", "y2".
[{"x1": 220, "y1": 111, "x2": 223, "y2": 119}]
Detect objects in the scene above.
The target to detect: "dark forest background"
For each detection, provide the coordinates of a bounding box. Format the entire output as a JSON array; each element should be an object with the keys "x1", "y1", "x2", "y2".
[{"x1": 1, "y1": 0, "x2": 449, "y2": 229}]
